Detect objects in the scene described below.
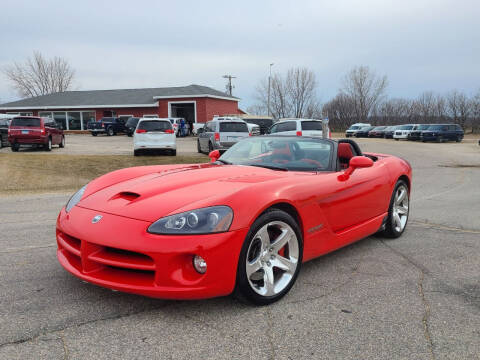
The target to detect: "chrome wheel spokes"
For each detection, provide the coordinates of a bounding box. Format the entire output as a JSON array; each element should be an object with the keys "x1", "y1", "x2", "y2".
[
  {"x1": 392, "y1": 185, "x2": 409, "y2": 232},
  {"x1": 246, "y1": 221, "x2": 299, "y2": 296}
]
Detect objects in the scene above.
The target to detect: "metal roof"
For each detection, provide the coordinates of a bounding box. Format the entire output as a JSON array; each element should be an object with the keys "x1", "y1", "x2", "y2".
[{"x1": 0, "y1": 84, "x2": 238, "y2": 109}]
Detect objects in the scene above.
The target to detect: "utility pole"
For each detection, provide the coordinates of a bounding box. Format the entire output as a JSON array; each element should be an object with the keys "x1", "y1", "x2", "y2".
[
  {"x1": 222, "y1": 75, "x2": 236, "y2": 96},
  {"x1": 267, "y1": 63, "x2": 274, "y2": 116}
]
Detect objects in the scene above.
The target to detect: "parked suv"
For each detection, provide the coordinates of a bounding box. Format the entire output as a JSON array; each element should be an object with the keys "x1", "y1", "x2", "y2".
[
  {"x1": 197, "y1": 117, "x2": 249, "y2": 153},
  {"x1": 125, "y1": 117, "x2": 140, "y2": 137},
  {"x1": 269, "y1": 118, "x2": 329, "y2": 138},
  {"x1": 243, "y1": 117, "x2": 275, "y2": 135},
  {"x1": 421, "y1": 124, "x2": 464, "y2": 142},
  {"x1": 8, "y1": 116, "x2": 65, "y2": 151},
  {"x1": 87, "y1": 117, "x2": 126, "y2": 136},
  {"x1": 407, "y1": 124, "x2": 431, "y2": 141},
  {"x1": 393, "y1": 124, "x2": 421, "y2": 140}
]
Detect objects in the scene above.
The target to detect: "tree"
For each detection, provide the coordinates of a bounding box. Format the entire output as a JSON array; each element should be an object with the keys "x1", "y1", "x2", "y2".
[
  {"x1": 253, "y1": 67, "x2": 321, "y2": 119},
  {"x1": 322, "y1": 93, "x2": 356, "y2": 130},
  {"x1": 446, "y1": 90, "x2": 470, "y2": 129},
  {"x1": 470, "y1": 90, "x2": 480, "y2": 133},
  {"x1": 3, "y1": 51, "x2": 75, "y2": 98},
  {"x1": 340, "y1": 65, "x2": 388, "y2": 123}
]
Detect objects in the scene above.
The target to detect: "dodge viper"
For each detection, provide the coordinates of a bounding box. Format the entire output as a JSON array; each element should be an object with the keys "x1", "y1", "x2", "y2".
[{"x1": 56, "y1": 136, "x2": 411, "y2": 305}]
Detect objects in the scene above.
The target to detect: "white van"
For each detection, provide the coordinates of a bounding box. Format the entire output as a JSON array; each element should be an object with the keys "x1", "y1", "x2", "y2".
[
  {"x1": 269, "y1": 118, "x2": 330, "y2": 138},
  {"x1": 133, "y1": 118, "x2": 176, "y2": 156},
  {"x1": 345, "y1": 123, "x2": 371, "y2": 137}
]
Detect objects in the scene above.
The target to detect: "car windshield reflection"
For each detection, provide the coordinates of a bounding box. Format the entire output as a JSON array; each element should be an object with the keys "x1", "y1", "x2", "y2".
[{"x1": 218, "y1": 137, "x2": 333, "y2": 171}]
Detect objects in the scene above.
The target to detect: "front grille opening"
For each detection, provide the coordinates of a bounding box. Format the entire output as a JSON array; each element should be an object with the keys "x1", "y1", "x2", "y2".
[
  {"x1": 105, "y1": 265, "x2": 154, "y2": 276},
  {"x1": 62, "y1": 233, "x2": 81, "y2": 251},
  {"x1": 103, "y1": 247, "x2": 153, "y2": 262}
]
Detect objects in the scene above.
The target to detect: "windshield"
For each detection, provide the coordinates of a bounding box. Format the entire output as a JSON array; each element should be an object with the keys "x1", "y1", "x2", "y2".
[
  {"x1": 398, "y1": 125, "x2": 413, "y2": 130},
  {"x1": 219, "y1": 122, "x2": 248, "y2": 132},
  {"x1": 374, "y1": 126, "x2": 386, "y2": 130},
  {"x1": 138, "y1": 120, "x2": 172, "y2": 132},
  {"x1": 219, "y1": 137, "x2": 333, "y2": 171},
  {"x1": 11, "y1": 117, "x2": 41, "y2": 127},
  {"x1": 348, "y1": 125, "x2": 361, "y2": 130},
  {"x1": 361, "y1": 126, "x2": 374, "y2": 131}
]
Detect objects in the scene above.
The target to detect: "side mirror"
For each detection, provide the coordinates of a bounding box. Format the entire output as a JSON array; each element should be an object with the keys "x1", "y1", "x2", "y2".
[
  {"x1": 208, "y1": 150, "x2": 221, "y2": 162},
  {"x1": 339, "y1": 156, "x2": 373, "y2": 180}
]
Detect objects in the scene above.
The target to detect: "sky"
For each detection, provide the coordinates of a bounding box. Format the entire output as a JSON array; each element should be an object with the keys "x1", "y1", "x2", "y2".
[{"x1": 0, "y1": 0, "x2": 479, "y2": 109}]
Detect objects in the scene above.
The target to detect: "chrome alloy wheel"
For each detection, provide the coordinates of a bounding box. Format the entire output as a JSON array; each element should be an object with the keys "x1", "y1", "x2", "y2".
[
  {"x1": 392, "y1": 184, "x2": 409, "y2": 232},
  {"x1": 245, "y1": 221, "x2": 299, "y2": 297}
]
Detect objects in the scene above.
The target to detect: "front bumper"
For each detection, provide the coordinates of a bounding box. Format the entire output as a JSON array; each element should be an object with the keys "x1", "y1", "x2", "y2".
[{"x1": 56, "y1": 206, "x2": 248, "y2": 299}]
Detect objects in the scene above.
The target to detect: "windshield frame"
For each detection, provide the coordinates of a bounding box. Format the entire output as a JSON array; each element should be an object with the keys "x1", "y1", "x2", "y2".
[{"x1": 218, "y1": 135, "x2": 337, "y2": 172}]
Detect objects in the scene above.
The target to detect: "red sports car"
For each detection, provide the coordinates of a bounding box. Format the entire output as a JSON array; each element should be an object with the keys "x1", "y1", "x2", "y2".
[{"x1": 56, "y1": 136, "x2": 411, "y2": 305}]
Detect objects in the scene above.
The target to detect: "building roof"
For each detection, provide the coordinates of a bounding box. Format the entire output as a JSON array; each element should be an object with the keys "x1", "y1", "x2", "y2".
[{"x1": 0, "y1": 84, "x2": 238, "y2": 109}]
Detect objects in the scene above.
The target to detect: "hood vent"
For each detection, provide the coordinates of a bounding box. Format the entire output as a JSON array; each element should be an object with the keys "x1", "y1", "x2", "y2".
[{"x1": 110, "y1": 191, "x2": 141, "y2": 202}]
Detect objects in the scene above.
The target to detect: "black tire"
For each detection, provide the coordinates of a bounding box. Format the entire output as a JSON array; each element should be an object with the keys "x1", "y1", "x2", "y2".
[
  {"x1": 127, "y1": 133, "x2": 133, "y2": 137},
  {"x1": 59, "y1": 136, "x2": 65, "y2": 148},
  {"x1": 134, "y1": 149, "x2": 140, "y2": 156},
  {"x1": 456, "y1": 136, "x2": 462, "y2": 143},
  {"x1": 171, "y1": 149, "x2": 177, "y2": 156},
  {"x1": 437, "y1": 136, "x2": 443, "y2": 143},
  {"x1": 11, "y1": 143, "x2": 19, "y2": 152},
  {"x1": 107, "y1": 127, "x2": 114, "y2": 136},
  {"x1": 91, "y1": 132, "x2": 97, "y2": 136},
  {"x1": 234, "y1": 209, "x2": 303, "y2": 305},
  {"x1": 208, "y1": 142, "x2": 213, "y2": 153},
  {"x1": 45, "y1": 137, "x2": 52, "y2": 151},
  {"x1": 380, "y1": 180, "x2": 409, "y2": 238},
  {"x1": 197, "y1": 139, "x2": 202, "y2": 153}
]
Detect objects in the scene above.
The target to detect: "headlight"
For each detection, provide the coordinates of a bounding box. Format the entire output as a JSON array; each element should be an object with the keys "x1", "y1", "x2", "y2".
[
  {"x1": 65, "y1": 185, "x2": 87, "y2": 213},
  {"x1": 148, "y1": 206, "x2": 233, "y2": 235}
]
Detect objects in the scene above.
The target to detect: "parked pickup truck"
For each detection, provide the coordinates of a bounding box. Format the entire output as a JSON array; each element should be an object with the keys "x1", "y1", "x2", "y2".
[{"x1": 87, "y1": 117, "x2": 126, "y2": 136}]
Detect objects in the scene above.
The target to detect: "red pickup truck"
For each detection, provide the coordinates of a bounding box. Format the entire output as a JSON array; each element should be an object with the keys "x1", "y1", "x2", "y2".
[{"x1": 8, "y1": 116, "x2": 65, "y2": 152}]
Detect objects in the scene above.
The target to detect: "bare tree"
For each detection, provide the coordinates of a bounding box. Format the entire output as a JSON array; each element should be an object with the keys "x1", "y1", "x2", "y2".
[
  {"x1": 253, "y1": 67, "x2": 320, "y2": 119},
  {"x1": 323, "y1": 93, "x2": 356, "y2": 130},
  {"x1": 340, "y1": 65, "x2": 388, "y2": 123},
  {"x1": 446, "y1": 90, "x2": 470, "y2": 129},
  {"x1": 416, "y1": 91, "x2": 436, "y2": 123},
  {"x1": 285, "y1": 68, "x2": 318, "y2": 118},
  {"x1": 470, "y1": 90, "x2": 480, "y2": 133},
  {"x1": 3, "y1": 51, "x2": 75, "y2": 98}
]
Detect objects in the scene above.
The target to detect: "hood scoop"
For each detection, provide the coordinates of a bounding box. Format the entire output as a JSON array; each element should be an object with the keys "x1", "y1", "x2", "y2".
[{"x1": 109, "y1": 191, "x2": 141, "y2": 203}]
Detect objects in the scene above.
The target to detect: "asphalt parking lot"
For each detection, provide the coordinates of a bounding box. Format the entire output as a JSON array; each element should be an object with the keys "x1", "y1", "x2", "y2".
[{"x1": 0, "y1": 136, "x2": 479, "y2": 359}]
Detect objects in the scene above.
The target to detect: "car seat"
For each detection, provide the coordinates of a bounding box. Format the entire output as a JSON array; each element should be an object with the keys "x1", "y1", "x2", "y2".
[{"x1": 338, "y1": 143, "x2": 354, "y2": 169}]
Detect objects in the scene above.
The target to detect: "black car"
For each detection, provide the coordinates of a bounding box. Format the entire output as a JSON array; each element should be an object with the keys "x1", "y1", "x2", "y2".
[
  {"x1": 354, "y1": 126, "x2": 375, "y2": 137},
  {"x1": 0, "y1": 119, "x2": 11, "y2": 148},
  {"x1": 383, "y1": 126, "x2": 399, "y2": 139},
  {"x1": 87, "y1": 117, "x2": 126, "y2": 136},
  {"x1": 125, "y1": 117, "x2": 140, "y2": 137},
  {"x1": 368, "y1": 126, "x2": 388, "y2": 138},
  {"x1": 244, "y1": 118, "x2": 275, "y2": 135},
  {"x1": 408, "y1": 124, "x2": 431, "y2": 141},
  {"x1": 421, "y1": 124, "x2": 464, "y2": 142}
]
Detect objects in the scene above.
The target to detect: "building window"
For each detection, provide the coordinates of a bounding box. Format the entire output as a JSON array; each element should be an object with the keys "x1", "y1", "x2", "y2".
[
  {"x1": 82, "y1": 111, "x2": 96, "y2": 129},
  {"x1": 39, "y1": 111, "x2": 53, "y2": 119},
  {"x1": 143, "y1": 114, "x2": 157, "y2": 118},
  {"x1": 68, "y1": 112, "x2": 81, "y2": 130}
]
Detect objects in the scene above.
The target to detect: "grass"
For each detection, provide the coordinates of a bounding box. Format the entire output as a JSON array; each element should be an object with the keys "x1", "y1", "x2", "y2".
[{"x1": 0, "y1": 153, "x2": 208, "y2": 195}]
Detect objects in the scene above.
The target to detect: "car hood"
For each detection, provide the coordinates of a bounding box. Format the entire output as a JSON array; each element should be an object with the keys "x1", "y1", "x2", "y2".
[{"x1": 77, "y1": 164, "x2": 288, "y2": 222}]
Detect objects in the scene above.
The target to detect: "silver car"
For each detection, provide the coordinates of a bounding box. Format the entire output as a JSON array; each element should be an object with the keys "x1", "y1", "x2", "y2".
[{"x1": 197, "y1": 118, "x2": 250, "y2": 153}]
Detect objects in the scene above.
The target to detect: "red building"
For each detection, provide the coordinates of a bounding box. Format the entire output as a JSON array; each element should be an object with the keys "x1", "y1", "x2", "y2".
[{"x1": 0, "y1": 84, "x2": 241, "y2": 130}]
